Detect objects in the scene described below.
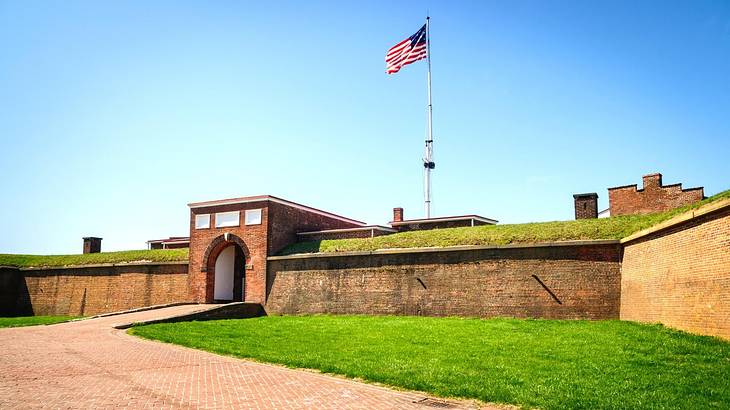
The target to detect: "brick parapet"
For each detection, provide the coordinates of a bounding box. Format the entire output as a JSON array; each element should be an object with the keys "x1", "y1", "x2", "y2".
[
  {"x1": 608, "y1": 174, "x2": 704, "y2": 216},
  {"x1": 1, "y1": 263, "x2": 190, "y2": 316}
]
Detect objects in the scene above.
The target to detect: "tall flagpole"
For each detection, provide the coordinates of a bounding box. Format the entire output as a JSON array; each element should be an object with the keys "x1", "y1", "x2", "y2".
[{"x1": 424, "y1": 16, "x2": 434, "y2": 218}]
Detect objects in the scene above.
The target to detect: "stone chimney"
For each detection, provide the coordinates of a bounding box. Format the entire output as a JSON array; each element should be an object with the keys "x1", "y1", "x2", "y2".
[
  {"x1": 573, "y1": 193, "x2": 598, "y2": 219},
  {"x1": 642, "y1": 173, "x2": 663, "y2": 190},
  {"x1": 83, "y1": 237, "x2": 102, "y2": 254},
  {"x1": 393, "y1": 207, "x2": 404, "y2": 223}
]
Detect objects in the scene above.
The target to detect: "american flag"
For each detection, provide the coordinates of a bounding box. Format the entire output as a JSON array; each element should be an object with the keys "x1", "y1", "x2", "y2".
[{"x1": 385, "y1": 24, "x2": 427, "y2": 74}]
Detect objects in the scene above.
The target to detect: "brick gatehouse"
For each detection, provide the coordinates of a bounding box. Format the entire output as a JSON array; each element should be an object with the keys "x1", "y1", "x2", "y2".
[{"x1": 187, "y1": 195, "x2": 366, "y2": 303}]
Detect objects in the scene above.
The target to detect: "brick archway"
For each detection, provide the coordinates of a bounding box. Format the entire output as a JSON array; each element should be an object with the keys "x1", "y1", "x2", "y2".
[{"x1": 201, "y1": 234, "x2": 252, "y2": 303}]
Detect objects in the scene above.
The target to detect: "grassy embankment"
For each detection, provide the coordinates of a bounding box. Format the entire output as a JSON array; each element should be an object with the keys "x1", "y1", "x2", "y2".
[
  {"x1": 281, "y1": 188, "x2": 730, "y2": 255},
  {"x1": 0, "y1": 248, "x2": 189, "y2": 269},
  {"x1": 131, "y1": 315, "x2": 730, "y2": 410},
  {"x1": 0, "y1": 316, "x2": 78, "y2": 328},
  {"x1": 1, "y1": 189, "x2": 727, "y2": 265}
]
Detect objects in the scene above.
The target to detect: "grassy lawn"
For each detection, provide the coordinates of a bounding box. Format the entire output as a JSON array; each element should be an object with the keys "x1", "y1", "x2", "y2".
[
  {"x1": 0, "y1": 315, "x2": 77, "y2": 328},
  {"x1": 130, "y1": 315, "x2": 730, "y2": 409},
  {"x1": 281, "y1": 189, "x2": 730, "y2": 255},
  {"x1": 0, "y1": 248, "x2": 188, "y2": 269}
]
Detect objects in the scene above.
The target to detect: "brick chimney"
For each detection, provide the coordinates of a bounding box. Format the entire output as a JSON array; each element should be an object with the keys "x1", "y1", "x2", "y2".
[
  {"x1": 83, "y1": 237, "x2": 102, "y2": 254},
  {"x1": 393, "y1": 207, "x2": 404, "y2": 223},
  {"x1": 642, "y1": 173, "x2": 663, "y2": 190},
  {"x1": 573, "y1": 193, "x2": 598, "y2": 219}
]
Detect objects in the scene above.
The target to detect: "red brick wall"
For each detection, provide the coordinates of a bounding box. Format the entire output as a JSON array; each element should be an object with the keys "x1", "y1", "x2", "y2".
[
  {"x1": 4, "y1": 262, "x2": 189, "y2": 316},
  {"x1": 267, "y1": 202, "x2": 362, "y2": 256},
  {"x1": 574, "y1": 194, "x2": 598, "y2": 219},
  {"x1": 0, "y1": 267, "x2": 30, "y2": 316},
  {"x1": 608, "y1": 174, "x2": 704, "y2": 216},
  {"x1": 621, "y1": 203, "x2": 730, "y2": 339},
  {"x1": 188, "y1": 202, "x2": 270, "y2": 303},
  {"x1": 266, "y1": 242, "x2": 622, "y2": 319}
]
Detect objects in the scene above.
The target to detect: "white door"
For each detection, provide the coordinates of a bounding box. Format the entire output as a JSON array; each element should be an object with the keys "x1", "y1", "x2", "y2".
[{"x1": 213, "y1": 245, "x2": 235, "y2": 300}]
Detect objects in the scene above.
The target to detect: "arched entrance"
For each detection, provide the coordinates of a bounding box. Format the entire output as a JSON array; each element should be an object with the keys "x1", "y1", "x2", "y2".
[
  {"x1": 213, "y1": 245, "x2": 245, "y2": 301},
  {"x1": 203, "y1": 234, "x2": 249, "y2": 303}
]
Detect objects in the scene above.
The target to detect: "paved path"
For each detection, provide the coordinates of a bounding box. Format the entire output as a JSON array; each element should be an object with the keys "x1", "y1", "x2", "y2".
[{"x1": 0, "y1": 305, "x2": 488, "y2": 409}]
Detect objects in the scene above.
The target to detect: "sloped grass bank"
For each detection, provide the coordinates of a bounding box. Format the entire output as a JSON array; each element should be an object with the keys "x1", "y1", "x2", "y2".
[
  {"x1": 131, "y1": 315, "x2": 730, "y2": 409},
  {"x1": 282, "y1": 189, "x2": 730, "y2": 255},
  {"x1": 0, "y1": 315, "x2": 77, "y2": 328},
  {"x1": 0, "y1": 248, "x2": 189, "y2": 269}
]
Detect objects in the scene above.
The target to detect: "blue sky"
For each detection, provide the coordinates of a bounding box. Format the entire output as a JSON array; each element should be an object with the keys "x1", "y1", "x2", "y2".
[{"x1": 1, "y1": 1, "x2": 728, "y2": 254}]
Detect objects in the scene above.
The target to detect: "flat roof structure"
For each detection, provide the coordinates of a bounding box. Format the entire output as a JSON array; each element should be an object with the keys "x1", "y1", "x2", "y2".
[
  {"x1": 188, "y1": 195, "x2": 366, "y2": 226},
  {"x1": 390, "y1": 215, "x2": 498, "y2": 226}
]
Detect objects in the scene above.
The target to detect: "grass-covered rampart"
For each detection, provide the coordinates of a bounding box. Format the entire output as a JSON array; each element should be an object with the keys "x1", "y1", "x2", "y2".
[
  {"x1": 0, "y1": 248, "x2": 189, "y2": 269},
  {"x1": 281, "y1": 189, "x2": 730, "y2": 255},
  {"x1": 2, "y1": 189, "x2": 727, "y2": 265}
]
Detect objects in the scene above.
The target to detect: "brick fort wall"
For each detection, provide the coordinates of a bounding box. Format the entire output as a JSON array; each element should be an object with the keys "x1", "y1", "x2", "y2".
[
  {"x1": 0, "y1": 262, "x2": 189, "y2": 317},
  {"x1": 266, "y1": 241, "x2": 622, "y2": 319},
  {"x1": 267, "y1": 201, "x2": 362, "y2": 256},
  {"x1": 620, "y1": 201, "x2": 730, "y2": 339}
]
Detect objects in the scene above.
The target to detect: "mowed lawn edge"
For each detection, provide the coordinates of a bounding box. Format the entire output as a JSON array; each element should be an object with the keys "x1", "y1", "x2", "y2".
[
  {"x1": 0, "y1": 316, "x2": 78, "y2": 328},
  {"x1": 129, "y1": 315, "x2": 730, "y2": 410}
]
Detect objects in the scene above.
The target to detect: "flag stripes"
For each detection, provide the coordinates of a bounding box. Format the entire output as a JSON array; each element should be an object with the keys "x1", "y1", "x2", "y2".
[{"x1": 385, "y1": 24, "x2": 427, "y2": 74}]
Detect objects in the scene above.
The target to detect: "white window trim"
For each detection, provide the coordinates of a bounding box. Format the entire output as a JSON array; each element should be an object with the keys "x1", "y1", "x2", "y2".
[
  {"x1": 195, "y1": 214, "x2": 210, "y2": 229},
  {"x1": 244, "y1": 209, "x2": 262, "y2": 225},
  {"x1": 215, "y1": 211, "x2": 240, "y2": 228}
]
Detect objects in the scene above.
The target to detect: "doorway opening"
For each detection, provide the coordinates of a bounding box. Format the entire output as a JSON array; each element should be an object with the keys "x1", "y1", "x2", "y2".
[{"x1": 212, "y1": 244, "x2": 245, "y2": 302}]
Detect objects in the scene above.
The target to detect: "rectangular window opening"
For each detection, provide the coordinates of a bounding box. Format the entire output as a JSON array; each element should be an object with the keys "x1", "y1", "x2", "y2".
[
  {"x1": 215, "y1": 211, "x2": 240, "y2": 228},
  {"x1": 195, "y1": 214, "x2": 210, "y2": 229},
  {"x1": 245, "y1": 209, "x2": 262, "y2": 225}
]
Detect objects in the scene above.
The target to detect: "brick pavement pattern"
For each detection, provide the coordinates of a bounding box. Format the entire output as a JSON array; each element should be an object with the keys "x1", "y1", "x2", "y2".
[{"x1": 0, "y1": 305, "x2": 488, "y2": 409}]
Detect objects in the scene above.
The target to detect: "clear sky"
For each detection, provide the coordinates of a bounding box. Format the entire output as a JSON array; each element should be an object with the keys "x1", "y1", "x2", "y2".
[{"x1": 1, "y1": 1, "x2": 728, "y2": 254}]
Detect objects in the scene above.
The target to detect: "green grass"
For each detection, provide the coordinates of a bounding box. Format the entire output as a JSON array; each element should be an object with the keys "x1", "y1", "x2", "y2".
[
  {"x1": 0, "y1": 315, "x2": 77, "y2": 328},
  {"x1": 0, "y1": 248, "x2": 189, "y2": 269},
  {"x1": 130, "y1": 315, "x2": 730, "y2": 409},
  {"x1": 281, "y1": 189, "x2": 730, "y2": 255}
]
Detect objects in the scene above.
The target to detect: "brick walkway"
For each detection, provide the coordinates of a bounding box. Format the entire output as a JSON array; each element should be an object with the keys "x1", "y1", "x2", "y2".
[{"x1": 0, "y1": 305, "x2": 491, "y2": 409}]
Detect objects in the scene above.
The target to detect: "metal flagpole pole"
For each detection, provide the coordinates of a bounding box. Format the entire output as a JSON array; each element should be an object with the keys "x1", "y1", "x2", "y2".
[{"x1": 424, "y1": 16, "x2": 434, "y2": 218}]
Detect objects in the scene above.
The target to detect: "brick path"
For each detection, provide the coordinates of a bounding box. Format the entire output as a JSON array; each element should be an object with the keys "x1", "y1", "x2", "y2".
[{"x1": 0, "y1": 305, "x2": 490, "y2": 409}]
